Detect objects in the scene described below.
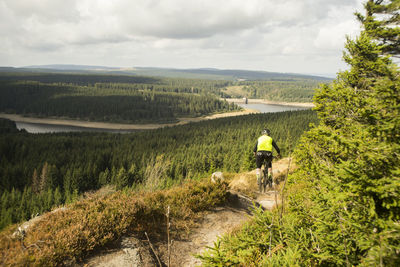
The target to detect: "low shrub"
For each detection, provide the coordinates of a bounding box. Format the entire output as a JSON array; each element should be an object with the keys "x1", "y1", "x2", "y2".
[{"x1": 0, "y1": 180, "x2": 229, "y2": 266}]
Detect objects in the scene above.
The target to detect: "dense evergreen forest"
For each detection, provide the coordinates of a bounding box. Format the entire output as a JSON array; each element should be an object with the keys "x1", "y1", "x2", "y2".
[
  {"x1": 200, "y1": 1, "x2": 400, "y2": 265},
  {"x1": 0, "y1": 79, "x2": 238, "y2": 123},
  {"x1": 0, "y1": 110, "x2": 317, "y2": 230},
  {"x1": 0, "y1": 71, "x2": 321, "y2": 124},
  {"x1": 224, "y1": 79, "x2": 319, "y2": 102}
]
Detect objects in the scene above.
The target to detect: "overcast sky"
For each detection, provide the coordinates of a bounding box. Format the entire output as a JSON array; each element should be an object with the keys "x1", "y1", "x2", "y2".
[{"x1": 0, "y1": 0, "x2": 365, "y2": 76}]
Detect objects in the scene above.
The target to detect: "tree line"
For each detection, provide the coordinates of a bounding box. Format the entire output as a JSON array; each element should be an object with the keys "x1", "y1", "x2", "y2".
[
  {"x1": 233, "y1": 79, "x2": 322, "y2": 102},
  {"x1": 0, "y1": 81, "x2": 238, "y2": 123}
]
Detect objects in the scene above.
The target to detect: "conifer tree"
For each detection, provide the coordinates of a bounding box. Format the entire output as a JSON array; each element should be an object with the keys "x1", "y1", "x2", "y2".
[
  {"x1": 357, "y1": 0, "x2": 400, "y2": 56},
  {"x1": 128, "y1": 163, "x2": 139, "y2": 185},
  {"x1": 39, "y1": 162, "x2": 49, "y2": 193},
  {"x1": 31, "y1": 169, "x2": 40, "y2": 194},
  {"x1": 54, "y1": 187, "x2": 63, "y2": 206},
  {"x1": 18, "y1": 187, "x2": 29, "y2": 221},
  {"x1": 293, "y1": 0, "x2": 400, "y2": 265},
  {"x1": 98, "y1": 168, "x2": 111, "y2": 186},
  {"x1": 115, "y1": 167, "x2": 129, "y2": 190}
]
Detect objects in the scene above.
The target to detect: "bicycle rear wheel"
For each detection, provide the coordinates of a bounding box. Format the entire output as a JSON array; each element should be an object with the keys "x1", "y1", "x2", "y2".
[
  {"x1": 257, "y1": 170, "x2": 263, "y2": 193},
  {"x1": 262, "y1": 168, "x2": 268, "y2": 193}
]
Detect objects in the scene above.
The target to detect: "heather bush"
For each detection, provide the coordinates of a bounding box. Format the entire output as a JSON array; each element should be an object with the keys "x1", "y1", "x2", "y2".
[{"x1": 0, "y1": 180, "x2": 228, "y2": 266}]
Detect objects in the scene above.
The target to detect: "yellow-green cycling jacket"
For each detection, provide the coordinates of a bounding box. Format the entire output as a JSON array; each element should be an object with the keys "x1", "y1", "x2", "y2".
[{"x1": 253, "y1": 134, "x2": 280, "y2": 154}]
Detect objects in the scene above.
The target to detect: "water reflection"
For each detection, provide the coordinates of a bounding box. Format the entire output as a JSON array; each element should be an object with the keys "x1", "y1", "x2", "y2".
[
  {"x1": 237, "y1": 103, "x2": 308, "y2": 113},
  {"x1": 15, "y1": 122, "x2": 137, "y2": 134}
]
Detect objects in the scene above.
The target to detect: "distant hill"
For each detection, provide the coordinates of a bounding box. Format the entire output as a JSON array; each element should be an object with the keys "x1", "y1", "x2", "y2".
[
  {"x1": 10, "y1": 64, "x2": 331, "y2": 81},
  {"x1": 131, "y1": 67, "x2": 331, "y2": 81},
  {"x1": 24, "y1": 64, "x2": 120, "y2": 71}
]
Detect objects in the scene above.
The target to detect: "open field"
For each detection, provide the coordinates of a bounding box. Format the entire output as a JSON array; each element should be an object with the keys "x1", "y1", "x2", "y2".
[{"x1": 222, "y1": 85, "x2": 247, "y2": 98}]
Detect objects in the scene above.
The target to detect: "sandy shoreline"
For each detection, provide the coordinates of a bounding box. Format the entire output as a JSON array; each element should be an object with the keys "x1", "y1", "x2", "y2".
[
  {"x1": 223, "y1": 98, "x2": 315, "y2": 108},
  {"x1": 0, "y1": 109, "x2": 259, "y2": 131}
]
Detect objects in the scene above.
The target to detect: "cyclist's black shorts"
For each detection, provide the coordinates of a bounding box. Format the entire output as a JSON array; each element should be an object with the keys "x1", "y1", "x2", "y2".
[{"x1": 256, "y1": 151, "x2": 273, "y2": 169}]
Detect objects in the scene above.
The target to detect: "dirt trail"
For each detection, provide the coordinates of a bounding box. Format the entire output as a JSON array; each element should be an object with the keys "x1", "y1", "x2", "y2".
[
  {"x1": 167, "y1": 206, "x2": 250, "y2": 267},
  {"x1": 82, "y1": 158, "x2": 293, "y2": 267}
]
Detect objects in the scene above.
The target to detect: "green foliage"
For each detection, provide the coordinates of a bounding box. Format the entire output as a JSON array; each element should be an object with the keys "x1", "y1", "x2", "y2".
[
  {"x1": 356, "y1": 0, "x2": 400, "y2": 56},
  {"x1": 0, "y1": 187, "x2": 64, "y2": 230},
  {"x1": 228, "y1": 79, "x2": 324, "y2": 102},
  {"x1": 198, "y1": 206, "x2": 313, "y2": 266},
  {"x1": 0, "y1": 118, "x2": 21, "y2": 133},
  {"x1": 290, "y1": 0, "x2": 400, "y2": 264},
  {"x1": 291, "y1": 2, "x2": 400, "y2": 263}
]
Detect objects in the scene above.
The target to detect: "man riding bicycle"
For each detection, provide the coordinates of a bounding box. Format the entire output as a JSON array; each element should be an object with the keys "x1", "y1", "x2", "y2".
[{"x1": 253, "y1": 128, "x2": 281, "y2": 190}]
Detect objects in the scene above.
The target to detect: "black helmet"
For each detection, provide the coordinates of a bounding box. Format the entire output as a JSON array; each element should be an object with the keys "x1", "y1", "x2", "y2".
[{"x1": 262, "y1": 128, "x2": 270, "y2": 135}]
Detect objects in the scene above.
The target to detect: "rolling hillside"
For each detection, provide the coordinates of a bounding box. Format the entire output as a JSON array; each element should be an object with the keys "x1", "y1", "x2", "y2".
[{"x1": 3, "y1": 65, "x2": 332, "y2": 81}]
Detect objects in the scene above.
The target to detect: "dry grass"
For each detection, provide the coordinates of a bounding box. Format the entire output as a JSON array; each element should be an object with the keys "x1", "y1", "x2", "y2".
[
  {"x1": 228, "y1": 157, "x2": 297, "y2": 198},
  {"x1": 222, "y1": 86, "x2": 247, "y2": 98},
  {"x1": 228, "y1": 172, "x2": 258, "y2": 198},
  {"x1": 0, "y1": 180, "x2": 229, "y2": 266}
]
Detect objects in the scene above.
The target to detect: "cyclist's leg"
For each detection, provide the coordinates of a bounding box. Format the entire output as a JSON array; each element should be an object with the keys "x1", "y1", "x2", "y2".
[{"x1": 266, "y1": 154, "x2": 273, "y2": 187}]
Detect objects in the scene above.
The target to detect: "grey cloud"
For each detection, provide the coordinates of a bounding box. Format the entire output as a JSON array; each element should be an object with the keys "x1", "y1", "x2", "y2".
[
  {"x1": 25, "y1": 42, "x2": 64, "y2": 52},
  {"x1": 117, "y1": 1, "x2": 268, "y2": 39},
  {"x1": 70, "y1": 33, "x2": 132, "y2": 46},
  {"x1": 0, "y1": 0, "x2": 362, "y2": 46},
  {"x1": 124, "y1": 0, "x2": 361, "y2": 40},
  {"x1": 3, "y1": 0, "x2": 80, "y2": 23}
]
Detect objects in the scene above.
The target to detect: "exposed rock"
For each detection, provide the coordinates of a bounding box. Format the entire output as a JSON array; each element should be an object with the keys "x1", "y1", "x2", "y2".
[
  {"x1": 210, "y1": 171, "x2": 224, "y2": 183},
  {"x1": 11, "y1": 207, "x2": 68, "y2": 239},
  {"x1": 228, "y1": 190, "x2": 265, "y2": 211},
  {"x1": 81, "y1": 236, "x2": 155, "y2": 267}
]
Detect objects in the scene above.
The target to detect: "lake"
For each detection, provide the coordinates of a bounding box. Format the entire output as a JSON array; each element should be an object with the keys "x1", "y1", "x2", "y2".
[
  {"x1": 15, "y1": 122, "x2": 137, "y2": 134},
  {"x1": 15, "y1": 103, "x2": 310, "y2": 133},
  {"x1": 237, "y1": 103, "x2": 308, "y2": 113}
]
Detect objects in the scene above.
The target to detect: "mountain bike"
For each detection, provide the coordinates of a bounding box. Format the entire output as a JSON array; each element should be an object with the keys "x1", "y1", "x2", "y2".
[{"x1": 258, "y1": 156, "x2": 274, "y2": 193}]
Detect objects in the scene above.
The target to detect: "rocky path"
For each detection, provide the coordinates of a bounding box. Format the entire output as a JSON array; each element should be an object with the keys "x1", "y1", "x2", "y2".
[{"x1": 82, "y1": 158, "x2": 293, "y2": 267}]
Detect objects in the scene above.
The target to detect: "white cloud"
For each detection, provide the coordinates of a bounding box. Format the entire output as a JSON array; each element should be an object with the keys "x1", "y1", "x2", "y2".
[
  {"x1": 314, "y1": 5, "x2": 361, "y2": 51},
  {"x1": 0, "y1": 0, "x2": 365, "y2": 75}
]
